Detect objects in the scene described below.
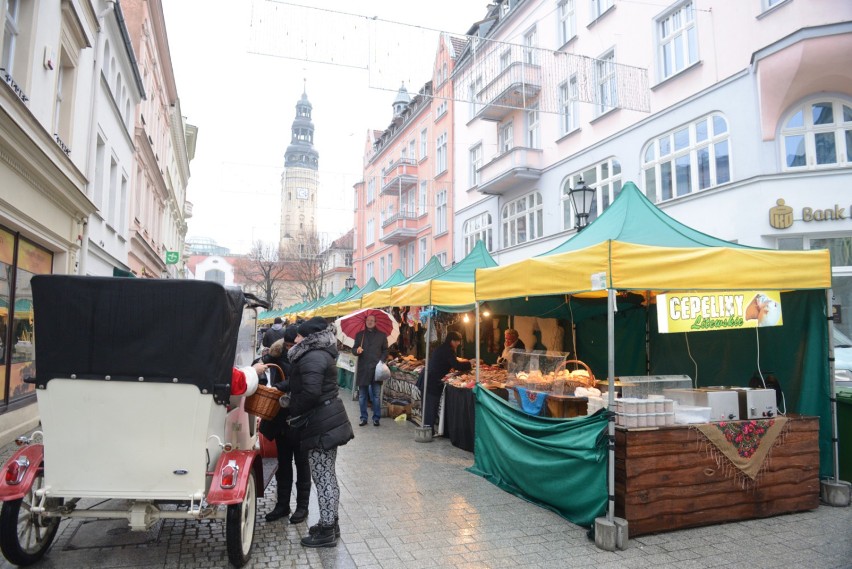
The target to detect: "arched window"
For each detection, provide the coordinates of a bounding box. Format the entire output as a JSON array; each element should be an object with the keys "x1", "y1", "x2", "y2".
[
  {"x1": 204, "y1": 268, "x2": 225, "y2": 285},
  {"x1": 502, "y1": 192, "x2": 542, "y2": 248},
  {"x1": 781, "y1": 97, "x2": 852, "y2": 170},
  {"x1": 561, "y1": 158, "x2": 621, "y2": 229},
  {"x1": 463, "y1": 212, "x2": 493, "y2": 254},
  {"x1": 102, "y1": 41, "x2": 111, "y2": 79}
]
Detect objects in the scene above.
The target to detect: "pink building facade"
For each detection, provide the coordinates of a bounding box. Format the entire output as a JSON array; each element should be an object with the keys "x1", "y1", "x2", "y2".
[{"x1": 352, "y1": 35, "x2": 467, "y2": 287}]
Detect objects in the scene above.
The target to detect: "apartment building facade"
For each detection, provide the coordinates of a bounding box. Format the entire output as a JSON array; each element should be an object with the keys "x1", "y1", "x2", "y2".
[
  {"x1": 122, "y1": 0, "x2": 194, "y2": 279},
  {"x1": 353, "y1": 34, "x2": 467, "y2": 287},
  {"x1": 451, "y1": 0, "x2": 852, "y2": 337}
]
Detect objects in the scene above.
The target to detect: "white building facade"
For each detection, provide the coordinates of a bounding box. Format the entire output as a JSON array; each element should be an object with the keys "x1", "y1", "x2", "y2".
[{"x1": 452, "y1": 0, "x2": 852, "y2": 337}]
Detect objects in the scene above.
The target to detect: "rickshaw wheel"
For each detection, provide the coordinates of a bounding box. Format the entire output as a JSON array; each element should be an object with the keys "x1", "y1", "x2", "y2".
[
  {"x1": 226, "y1": 468, "x2": 257, "y2": 567},
  {"x1": 0, "y1": 471, "x2": 62, "y2": 566}
]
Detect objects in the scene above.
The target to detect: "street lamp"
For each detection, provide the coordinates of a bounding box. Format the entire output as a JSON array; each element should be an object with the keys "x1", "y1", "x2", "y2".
[
  {"x1": 344, "y1": 274, "x2": 356, "y2": 291},
  {"x1": 567, "y1": 178, "x2": 596, "y2": 231}
]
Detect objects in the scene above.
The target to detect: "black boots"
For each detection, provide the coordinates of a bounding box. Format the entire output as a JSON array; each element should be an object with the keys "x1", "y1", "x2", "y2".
[
  {"x1": 264, "y1": 503, "x2": 290, "y2": 522},
  {"x1": 308, "y1": 518, "x2": 340, "y2": 538},
  {"x1": 289, "y1": 507, "x2": 309, "y2": 524},
  {"x1": 300, "y1": 523, "x2": 338, "y2": 548}
]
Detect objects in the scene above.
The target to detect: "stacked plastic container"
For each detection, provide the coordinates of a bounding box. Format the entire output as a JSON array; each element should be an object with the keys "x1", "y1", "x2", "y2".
[{"x1": 613, "y1": 397, "x2": 675, "y2": 427}]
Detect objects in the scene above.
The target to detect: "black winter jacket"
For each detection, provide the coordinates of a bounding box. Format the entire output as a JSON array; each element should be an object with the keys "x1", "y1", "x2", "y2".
[
  {"x1": 353, "y1": 328, "x2": 388, "y2": 387},
  {"x1": 258, "y1": 339, "x2": 292, "y2": 440},
  {"x1": 287, "y1": 328, "x2": 354, "y2": 451},
  {"x1": 262, "y1": 325, "x2": 286, "y2": 348},
  {"x1": 425, "y1": 341, "x2": 472, "y2": 396}
]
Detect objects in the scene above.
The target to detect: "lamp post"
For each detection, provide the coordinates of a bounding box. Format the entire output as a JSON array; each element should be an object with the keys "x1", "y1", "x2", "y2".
[
  {"x1": 344, "y1": 274, "x2": 356, "y2": 291},
  {"x1": 568, "y1": 178, "x2": 596, "y2": 231}
]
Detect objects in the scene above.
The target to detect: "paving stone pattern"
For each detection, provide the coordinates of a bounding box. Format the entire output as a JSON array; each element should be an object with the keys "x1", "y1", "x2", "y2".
[{"x1": 0, "y1": 395, "x2": 850, "y2": 568}]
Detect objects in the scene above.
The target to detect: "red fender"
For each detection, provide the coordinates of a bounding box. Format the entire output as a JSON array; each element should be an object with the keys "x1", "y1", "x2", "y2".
[
  {"x1": 206, "y1": 450, "x2": 262, "y2": 505},
  {"x1": 0, "y1": 444, "x2": 44, "y2": 502}
]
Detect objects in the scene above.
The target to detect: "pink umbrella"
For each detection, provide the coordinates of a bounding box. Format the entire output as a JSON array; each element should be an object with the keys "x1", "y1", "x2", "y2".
[{"x1": 334, "y1": 308, "x2": 400, "y2": 348}]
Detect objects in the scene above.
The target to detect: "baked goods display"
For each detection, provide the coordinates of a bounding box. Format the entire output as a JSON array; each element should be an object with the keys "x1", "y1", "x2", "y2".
[
  {"x1": 442, "y1": 364, "x2": 507, "y2": 389},
  {"x1": 391, "y1": 355, "x2": 424, "y2": 374}
]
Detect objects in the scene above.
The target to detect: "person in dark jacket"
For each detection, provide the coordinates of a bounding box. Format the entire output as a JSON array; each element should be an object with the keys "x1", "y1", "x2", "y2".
[
  {"x1": 262, "y1": 317, "x2": 286, "y2": 348},
  {"x1": 285, "y1": 317, "x2": 354, "y2": 548},
  {"x1": 496, "y1": 328, "x2": 526, "y2": 368},
  {"x1": 259, "y1": 325, "x2": 311, "y2": 524},
  {"x1": 422, "y1": 331, "x2": 471, "y2": 431},
  {"x1": 353, "y1": 314, "x2": 388, "y2": 427}
]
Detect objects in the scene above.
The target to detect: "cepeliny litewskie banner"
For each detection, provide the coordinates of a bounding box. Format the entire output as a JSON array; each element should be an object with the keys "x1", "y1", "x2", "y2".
[{"x1": 657, "y1": 291, "x2": 783, "y2": 333}]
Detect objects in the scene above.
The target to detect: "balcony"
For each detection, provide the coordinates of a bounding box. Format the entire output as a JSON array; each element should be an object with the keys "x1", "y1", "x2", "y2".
[
  {"x1": 380, "y1": 211, "x2": 419, "y2": 244},
  {"x1": 381, "y1": 158, "x2": 418, "y2": 195},
  {"x1": 184, "y1": 200, "x2": 193, "y2": 219},
  {"x1": 477, "y1": 147, "x2": 543, "y2": 196},
  {"x1": 476, "y1": 61, "x2": 541, "y2": 122}
]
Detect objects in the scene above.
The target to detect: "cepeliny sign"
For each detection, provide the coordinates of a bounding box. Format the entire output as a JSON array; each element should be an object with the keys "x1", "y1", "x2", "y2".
[{"x1": 657, "y1": 291, "x2": 783, "y2": 333}]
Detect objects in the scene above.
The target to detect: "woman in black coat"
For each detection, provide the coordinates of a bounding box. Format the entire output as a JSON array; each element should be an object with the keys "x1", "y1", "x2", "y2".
[
  {"x1": 258, "y1": 327, "x2": 311, "y2": 525},
  {"x1": 422, "y1": 331, "x2": 471, "y2": 430},
  {"x1": 285, "y1": 317, "x2": 354, "y2": 548}
]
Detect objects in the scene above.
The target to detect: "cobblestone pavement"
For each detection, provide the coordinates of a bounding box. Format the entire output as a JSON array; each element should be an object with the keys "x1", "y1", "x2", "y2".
[{"x1": 0, "y1": 394, "x2": 850, "y2": 569}]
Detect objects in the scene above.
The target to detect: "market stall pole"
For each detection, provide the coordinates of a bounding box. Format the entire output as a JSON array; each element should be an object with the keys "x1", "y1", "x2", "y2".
[
  {"x1": 415, "y1": 308, "x2": 435, "y2": 442},
  {"x1": 823, "y1": 289, "x2": 852, "y2": 505},
  {"x1": 594, "y1": 289, "x2": 628, "y2": 551}
]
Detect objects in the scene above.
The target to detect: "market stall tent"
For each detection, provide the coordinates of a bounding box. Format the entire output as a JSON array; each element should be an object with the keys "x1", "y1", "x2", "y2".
[
  {"x1": 325, "y1": 278, "x2": 380, "y2": 317},
  {"x1": 391, "y1": 240, "x2": 497, "y2": 311},
  {"x1": 360, "y1": 269, "x2": 407, "y2": 309},
  {"x1": 471, "y1": 182, "x2": 834, "y2": 532}
]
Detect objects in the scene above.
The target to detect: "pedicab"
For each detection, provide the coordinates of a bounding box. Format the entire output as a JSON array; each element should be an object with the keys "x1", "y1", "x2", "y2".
[{"x1": 0, "y1": 275, "x2": 275, "y2": 567}]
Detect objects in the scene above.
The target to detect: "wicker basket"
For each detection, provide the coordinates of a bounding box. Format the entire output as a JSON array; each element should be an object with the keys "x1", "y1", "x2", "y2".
[
  {"x1": 245, "y1": 364, "x2": 284, "y2": 421},
  {"x1": 554, "y1": 359, "x2": 596, "y2": 390}
]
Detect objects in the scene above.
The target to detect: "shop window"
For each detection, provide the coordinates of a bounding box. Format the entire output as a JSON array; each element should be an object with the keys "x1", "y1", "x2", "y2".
[
  {"x1": 0, "y1": 227, "x2": 53, "y2": 406},
  {"x1": 642, "y1": 113, "x2": 730, "y2": 202},
  {"x1": 780, "y1": 97, "x2": 852, "y2": 171}
]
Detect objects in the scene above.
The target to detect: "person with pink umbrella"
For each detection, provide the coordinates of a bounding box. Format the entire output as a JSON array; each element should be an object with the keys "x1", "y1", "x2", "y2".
[{"x1": 353, "y1": 314, "x2": 389, "y2": 427}]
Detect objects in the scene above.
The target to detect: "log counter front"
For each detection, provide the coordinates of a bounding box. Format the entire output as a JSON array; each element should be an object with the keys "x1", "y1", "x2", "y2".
[{"x1": 615, "y1": 415, "x2": 820, "y2": 536}]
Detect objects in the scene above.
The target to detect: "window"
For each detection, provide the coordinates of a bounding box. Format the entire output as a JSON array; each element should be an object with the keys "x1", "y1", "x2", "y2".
[
  {"x1": 561, "y1": 158, "x2": 621, "y2": 229},
  {"x1": 559, "y1": 76, "x2": 579, "y2": 134},
  {"x1": 205, "y1": 268, "x2": 225, "y2": 285},
  {"x1": 463, "y1": 212, "x2": 493, "y2": 254},
  {"x1": 436, "y1": 132, "x2": 448, "y2": 174},
  {"x1": 94, "y1": 136, "x2": 106, "y2": 207},
  {"x1": 366, "y1": 261, "x2": 374, "y2": 280},
  {"x1": 591, "y1": 0, "x2": 613, "y2": 21},
  {"x1": 419, "y1": 237, "x2": 428, "y2": 269},
  {"x1": 345, "y1": 251, "x2": 354, "y2": 266},
  {"x1": 2, "y1": 0, "x2": 20, "y2": 74},
  {"x1": 420, "y1": 128, "x2": 428, "y2": 158},
  {"x1": 499, "y1": 121, "x2": 514, "y2": 154},
  {"x1": 436, "y1": 99, "x2": 448, "y2": 117},
  {"x1": 558, "y1": 0, "x2": 576, "y2": 45},
  {"x1": 419, "y1": 180, "x2": 428, "y2": 215},
  {"x1": 469, "y1": 75, "x2": 483, "y2": 118},
  {"x1": 408, "y1": 139, "x2": 416, "y2": 160},
  {"x1": 657, "y1": 2, "x2": 697, "y2": 81},
  {"x1": 435, "y1": 190, "x2": 448, "y2": 234},
  {"x1": 642, "y1": 113, "x2": 730, "y2": 202},
  {"x1": 527, "y1": 104, "x2": 540, "y2": 148},
  {"x1": 379, "y1": 257, "x2": 385, "y2": 282},
  {"x1": 500, "y1": 50, "x2": 511, "y2": 71},
  {"x1": 400, "y1": 246, "x2": 407, "y2": 276},
  {"x1": 523, "y1": 27, "x2": 537, "y2": 65},
  {"x1": 407, "y1": 242, "x2": 415, "y2": 274},
  {"x1": 367, "y1": 178, "x2": 376, "y2": 204},
  {"x1": 780, "y1": 98, "x2": 852, "y2": 171},
  {"x1": 502, "y1": 192, "x2": 543, "y2": 248},
  {"x1": 595, "y1": 50, "x2": 617, "y2": 116},
  {"x1": 437, "y1": 251, "x2": 448, "y2": 267},
  {"x1": 387, "y1": 253, "x2": 392, "y2": 272},
  {"x1": 470, "y1": 144, "x2": 482, "y2": 188},
  {"x1": 366, "y1": 218, "x2": 375, "y2": 245},
  {"x1": 441, "y1": 62, "x2": 448, "y2": 84}
]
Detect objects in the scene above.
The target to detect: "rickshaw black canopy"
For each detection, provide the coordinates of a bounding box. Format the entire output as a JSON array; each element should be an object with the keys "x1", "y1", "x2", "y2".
[{"x1": 31, "y1": 275, "x2": 246, "y2": 404}]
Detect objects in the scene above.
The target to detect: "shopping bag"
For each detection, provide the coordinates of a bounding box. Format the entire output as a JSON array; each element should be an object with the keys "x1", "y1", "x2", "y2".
[{"x1": 375, "y1": 361, "x2": 391, "y2": 384}]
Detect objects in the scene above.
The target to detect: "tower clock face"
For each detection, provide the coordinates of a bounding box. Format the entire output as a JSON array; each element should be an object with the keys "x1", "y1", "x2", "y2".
[{"x1": 296, "y1": 187, "x2": 309, "y2": 200}]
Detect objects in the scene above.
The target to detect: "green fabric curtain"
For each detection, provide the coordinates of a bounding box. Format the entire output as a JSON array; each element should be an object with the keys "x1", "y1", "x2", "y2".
[{"x1": 468, "y1": 386, "x2": 609, "y2": 527}]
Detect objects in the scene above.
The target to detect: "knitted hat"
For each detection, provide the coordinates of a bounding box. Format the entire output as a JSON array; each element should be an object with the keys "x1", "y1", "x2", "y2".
[
  {"x1": 283, "y1": 325, "x2": 299, "y2": 343},
  {"x1": 273, "y1": 317, "x2": 283, "y2": 324},
  {"x1": 298, "y1": 316, "x2": 327, "y2": 337}
]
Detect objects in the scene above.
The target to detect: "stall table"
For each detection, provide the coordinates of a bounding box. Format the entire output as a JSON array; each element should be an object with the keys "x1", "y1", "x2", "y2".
[
  {"x1": 615, "y1": 415, "x2": 820, "y2": 536},
  {"x1": 444, "y1": 384, "x2": 475, "y2": 452},
  {"x1": 386, "y1": 365, "x2": 423, "y2": 426}
]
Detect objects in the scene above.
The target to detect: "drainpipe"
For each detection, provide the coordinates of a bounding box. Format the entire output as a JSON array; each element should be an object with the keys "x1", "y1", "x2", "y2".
[{"x1": 79, "y1": 0, "x2": 116, "y2": 275}]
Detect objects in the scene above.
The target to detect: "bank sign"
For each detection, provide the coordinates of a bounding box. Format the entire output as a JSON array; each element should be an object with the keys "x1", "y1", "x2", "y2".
[{"x1": 657, "y1": 291, "x2": 783, "y2": 333}]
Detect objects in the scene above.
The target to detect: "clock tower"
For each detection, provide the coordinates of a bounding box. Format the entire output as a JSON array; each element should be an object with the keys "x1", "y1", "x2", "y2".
[{"x1": 280, "y1": 82, "x2": 319, "y2": 247}]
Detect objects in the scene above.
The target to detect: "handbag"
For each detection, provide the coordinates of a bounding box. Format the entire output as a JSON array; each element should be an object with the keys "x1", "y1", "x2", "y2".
[
  {"x1": 287, "y1": 410, "x2": 312, "y2": 430},
  {"x1": 375, "y1": 360, "x2": 390, "y2": 384}
]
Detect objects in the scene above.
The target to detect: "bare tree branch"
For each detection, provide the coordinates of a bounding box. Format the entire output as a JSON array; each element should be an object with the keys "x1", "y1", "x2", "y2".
[
  {"x1": 279, "y1": 232, "x2": 330, "y2": 303},
  {"x1": 234, "y1": 240, "x2": 290, "y2": 307}
]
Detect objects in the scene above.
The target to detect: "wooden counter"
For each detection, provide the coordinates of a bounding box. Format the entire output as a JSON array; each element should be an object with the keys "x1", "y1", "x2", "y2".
[{"x1": 615, "y1": 415, "x2": 820, "y2": 536}]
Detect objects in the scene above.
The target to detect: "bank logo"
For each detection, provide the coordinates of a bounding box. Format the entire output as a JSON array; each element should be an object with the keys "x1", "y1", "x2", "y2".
[{"x1": 769, "y1": 198, "x2": 793, "y2": 229}]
